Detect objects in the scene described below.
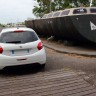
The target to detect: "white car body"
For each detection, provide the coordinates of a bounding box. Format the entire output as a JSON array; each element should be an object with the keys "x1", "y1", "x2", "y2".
[{"x1": 0, "y1": 27, "x2": 46, "y2": 69}]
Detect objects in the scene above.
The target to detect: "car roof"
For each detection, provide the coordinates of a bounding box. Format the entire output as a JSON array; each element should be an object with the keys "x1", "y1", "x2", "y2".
[{"x1": 1, "y1": 27, "x2": 35, "y2": 34}]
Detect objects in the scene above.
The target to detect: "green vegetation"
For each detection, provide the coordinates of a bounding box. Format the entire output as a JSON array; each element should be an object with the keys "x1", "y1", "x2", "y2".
[
  {"x1": 33, "y1": 0, "x2": 96, "y2": 17},
  {"x1": 0, "y1": 23, "x2": 6, "y2": 27}
]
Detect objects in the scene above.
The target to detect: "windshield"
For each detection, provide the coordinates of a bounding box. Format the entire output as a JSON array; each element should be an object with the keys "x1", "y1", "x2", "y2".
[
  {"x1": 0, "y1": 31, "x2": 38, "y2": 44},
  {"x1": 90, "y1": 8, "x2": 96, "y2": 13},
  {"x1": 73, "y1": 8, "x2": 87, "y2": 14}
]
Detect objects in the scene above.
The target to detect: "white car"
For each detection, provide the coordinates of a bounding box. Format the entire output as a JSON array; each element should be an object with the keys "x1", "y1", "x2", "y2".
[{"x1": 0, "y1": 27, "x2": 46, "y2": 70}]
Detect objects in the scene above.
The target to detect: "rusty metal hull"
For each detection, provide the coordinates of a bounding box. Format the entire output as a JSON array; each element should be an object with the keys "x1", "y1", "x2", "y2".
[{"x1": 25, "y1": 14, "x2": 96, "y2": 43}]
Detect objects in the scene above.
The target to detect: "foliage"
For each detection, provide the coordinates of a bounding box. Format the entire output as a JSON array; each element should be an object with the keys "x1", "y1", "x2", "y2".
[
  {"x1": 0, "y1": 23, "x2": 6, "y2": 27},
  {"x1": 33, "y1": 0, "x2": 96, "y2": 17},
  {"x1": 33, "y1": 0, "x2": 50, "y2": 17},
  {"x1": 93, "y1": 0, "x2": 96, "y2": 6}
]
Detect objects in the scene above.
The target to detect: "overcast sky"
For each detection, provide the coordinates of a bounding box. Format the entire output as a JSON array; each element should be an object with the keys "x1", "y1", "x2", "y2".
[{"x1": 0, "y1": 0, "x2": 38, "y2": 24}]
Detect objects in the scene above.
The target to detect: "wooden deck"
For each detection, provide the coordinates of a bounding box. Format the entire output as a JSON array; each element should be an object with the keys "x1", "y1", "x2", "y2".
[{"x1": 0, "y1": 69, "x2": 96, "y2": 96}]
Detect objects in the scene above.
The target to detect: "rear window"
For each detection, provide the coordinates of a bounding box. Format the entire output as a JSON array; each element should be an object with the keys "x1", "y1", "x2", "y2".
[
  {"x1": 0, "y1": 31, "x2": 38, "y2": 44},
  {"x1": 47, "y1": 13, "x2": 53, "y2": 18},
  {"x1": 73, "y1": 8, "x2": 87, "y2": 14},
  {"x1": 53, "y1": 12, "x2": 60, "y2": 17},
  {"x1": 90, "y1": 8, "x2": 96, "y2": 13},
  {"x1": 61, "y1": 10, "x2": 70, "y2": 16},
  {"x1": 42, "y1": 14, "x2": 47, "y2": 18}
]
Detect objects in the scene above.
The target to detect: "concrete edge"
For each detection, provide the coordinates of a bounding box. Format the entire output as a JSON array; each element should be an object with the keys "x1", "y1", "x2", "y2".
[{"x1": 44, "y1": 44, "x2": 96, "y2": 57}]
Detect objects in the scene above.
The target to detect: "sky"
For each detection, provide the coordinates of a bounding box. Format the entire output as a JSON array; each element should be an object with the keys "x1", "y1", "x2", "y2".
[{"x1": 0, "y1": 0, "x2": 38, "y2": 24}]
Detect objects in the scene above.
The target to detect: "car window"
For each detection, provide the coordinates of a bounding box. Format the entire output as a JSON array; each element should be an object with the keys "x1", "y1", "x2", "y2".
[
  {"x1": 61, "y1": 10, "x2": 70, "y2": 16},
  {"x1": 73, "y1": 8, "x2": 87, "y2": 14},
  {"x1": 47, "y1": 13, "x2": 53, "y2": 18},
  {"x1": 90, "y1": 8, "x2": 96, "y2": 13},
  {"x1": 53, "y1": 12, "x2": 60, "y2": 17},
  {"x1": 0, "y1": 31, "x2": 38, "y2": 44}
]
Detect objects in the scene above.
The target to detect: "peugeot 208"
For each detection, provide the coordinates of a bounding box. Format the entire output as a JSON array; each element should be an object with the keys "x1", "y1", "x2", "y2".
[{"x1": 0, "y1": 27, "x2": 46, "y2": 70}]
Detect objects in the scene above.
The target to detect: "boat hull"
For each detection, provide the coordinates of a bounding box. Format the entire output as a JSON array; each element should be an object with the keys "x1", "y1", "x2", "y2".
[{"x1": 25, "y1": 14, "x2": 96, "y2": 43}]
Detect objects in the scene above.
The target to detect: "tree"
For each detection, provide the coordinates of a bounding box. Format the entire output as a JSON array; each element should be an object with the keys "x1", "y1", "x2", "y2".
[
  {"x1": 33, "y1": 0, "x2": 50, "y2": 17},
  {"x1": 93, "y1": 0, "x2": 96, "y2": 6},
  {"x1": 33, "y1": 0, "x2": 96, "y2": 17},
  {"x1": 0, "y1": 23, "x2": 6, "y2": 27}
]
